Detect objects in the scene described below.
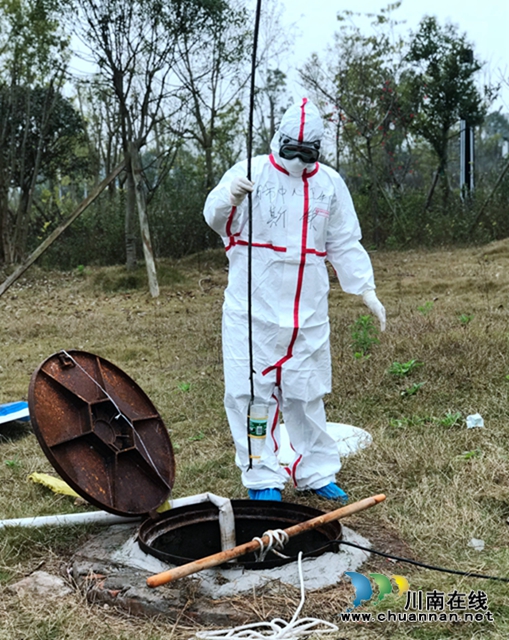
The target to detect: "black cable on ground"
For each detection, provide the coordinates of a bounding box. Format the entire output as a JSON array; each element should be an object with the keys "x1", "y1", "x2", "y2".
[
  {"x1": 338, "y1": 539, "x2": 509, "y2": 583},
  {"x1": 246, "y1": 0, "x2": 263, "y2": 470}
]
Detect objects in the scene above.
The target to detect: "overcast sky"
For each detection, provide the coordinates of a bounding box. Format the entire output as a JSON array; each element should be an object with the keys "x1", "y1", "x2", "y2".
[{"x1": 272, "y1": 0, "x2": 508, "y2": 111}]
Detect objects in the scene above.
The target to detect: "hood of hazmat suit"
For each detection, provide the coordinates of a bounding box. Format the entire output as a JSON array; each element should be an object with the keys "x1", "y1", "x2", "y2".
[
  {"x1": 270, "y1": 100, "x2": 324, "y2": 176},
  {"x1": 203, "y1": 98, "x2": 377, "y2": 493}
]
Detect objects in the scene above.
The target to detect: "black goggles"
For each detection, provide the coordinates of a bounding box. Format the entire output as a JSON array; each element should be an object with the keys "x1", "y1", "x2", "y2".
[{"x1": 279, "y1": 136, "x2": 321, "y2": 164}]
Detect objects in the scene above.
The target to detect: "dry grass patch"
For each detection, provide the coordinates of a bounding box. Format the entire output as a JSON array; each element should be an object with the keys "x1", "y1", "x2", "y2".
[{"x1": 1, "y1": 245, "x2": 509, "y2": 639}]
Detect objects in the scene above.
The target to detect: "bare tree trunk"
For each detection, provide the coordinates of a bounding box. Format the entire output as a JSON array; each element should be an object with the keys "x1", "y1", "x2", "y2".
[
  {"x1": 125, "y1": 161, "x2": 138, "y2": 270},
  {"x1": 441, "y1": 169, "x2": 451, "y2": 212},
  {"x1": 0, "y1": 184, "x2": 8, "y2": 264},
  {"x1": 424, "y1": 167, "x2": 440, "y2": 211},
  {"x1": 335, "y1": 115, "x2": 341, "y2": 173},
  {"x1": 129, "y1": 142, "x2": 159, "y2": 297},
  {"x1": 366, "y1": 140, "x2": 379, "y2": 247},
  {"x1": 12, "y1": 80, "x2": 62, "y2": 262},
  {"x1": 204, "y1": 142, "x2": 214, "y2": 193}
]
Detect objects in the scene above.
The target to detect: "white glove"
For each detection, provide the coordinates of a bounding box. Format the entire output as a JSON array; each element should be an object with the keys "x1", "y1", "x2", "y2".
[
  {"x1": 362, "y1": 289, "x2": 386, "y2": 332},
  {"x1": 230, "y1": 176, "x2": 254, "y2": 206}
]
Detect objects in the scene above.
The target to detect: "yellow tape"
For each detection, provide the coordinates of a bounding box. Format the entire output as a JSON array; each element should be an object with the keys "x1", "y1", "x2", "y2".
[
  {"x1": 27, "y1": 472, "x2": 80, "y2": 498},
  {"x1": 156, "y1": 498, "x2": 172, "y2": 513}
]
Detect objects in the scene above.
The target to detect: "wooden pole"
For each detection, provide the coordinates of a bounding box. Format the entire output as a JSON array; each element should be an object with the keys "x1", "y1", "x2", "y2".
[
  {"x1": 146, "y1": 493, "x2": 386, "y2": 588},
  {"x1": 129, "y1": 142, "x2": 159, "y2": 298},
  {"x1": 0, "y1": 160, "x2": 126, "y2": 298}
]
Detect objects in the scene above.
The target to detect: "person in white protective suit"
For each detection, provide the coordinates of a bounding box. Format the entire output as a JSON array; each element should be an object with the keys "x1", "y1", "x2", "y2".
[{"x1": 203, "y1": 98, "x2": 385, "y2": 502}]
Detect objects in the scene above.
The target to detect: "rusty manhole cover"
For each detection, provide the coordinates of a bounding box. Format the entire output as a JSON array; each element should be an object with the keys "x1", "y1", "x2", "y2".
[{"x1": 28, "y1": 349, "x2": 175, "y2": 516}]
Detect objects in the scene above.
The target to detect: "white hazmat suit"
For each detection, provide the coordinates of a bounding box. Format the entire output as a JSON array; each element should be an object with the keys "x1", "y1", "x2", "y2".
[{"x1": 204, "y1": 98, "x2": 384, "y2": 495}]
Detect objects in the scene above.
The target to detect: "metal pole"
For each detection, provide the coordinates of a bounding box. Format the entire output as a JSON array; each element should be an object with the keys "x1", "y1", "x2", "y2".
[{"x1": 246, "y1": 0, "x2": 263, "y2": 469}]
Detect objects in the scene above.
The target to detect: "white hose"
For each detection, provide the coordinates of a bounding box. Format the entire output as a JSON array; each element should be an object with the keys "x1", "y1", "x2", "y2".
[
  {"x1": 204, "y1": 493, "x2": 237, "y2": 551},
  {"x1": 195, "y1": 552, "x2": 339, "y2": 639},
  {"x1": 0, "y1": 511, "x2": 139, "y2": 529},
  {"x1": 163, "y1": 492, "x2": 236, "y2": 551},
  {"x1": 0, "y1": 492, "x2": 236, "y2": 551}
]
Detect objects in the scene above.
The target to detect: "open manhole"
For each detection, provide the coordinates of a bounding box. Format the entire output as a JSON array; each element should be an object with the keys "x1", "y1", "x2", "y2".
[
  {"x1": 138, "y1": 499, "x2": 342, "y2": 570},
  {"x1": 28, "y1": 350, "x2": 344, "y2": 575},
  {"x1": 25, "y1": 349, "x2": 376, "y2": 620}
]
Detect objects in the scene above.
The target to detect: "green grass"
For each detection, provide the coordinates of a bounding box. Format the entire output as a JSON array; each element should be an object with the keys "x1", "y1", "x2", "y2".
[{"x1": 1, "y1": 244, "x2": 509, "y2": 638}]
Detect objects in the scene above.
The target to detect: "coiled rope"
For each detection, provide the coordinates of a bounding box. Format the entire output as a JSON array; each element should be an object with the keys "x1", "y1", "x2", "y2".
[
  {"x1": 253, "y1": 529, "x2": 290, "y2": 561},
  {"x1": 194, "y1": 530, "x2": 509, "y2": 638},
  {"x1": 195, "y1": 550, "x2": 339, "y2": 640}
]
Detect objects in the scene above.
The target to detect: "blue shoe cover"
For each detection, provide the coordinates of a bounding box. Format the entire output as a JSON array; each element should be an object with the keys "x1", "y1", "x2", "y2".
[
  {"x1": 314, "y1": 483, "x2": 348, "y2": 502},
  {"x1": 248, "y1": 488, "x2": 282, "y2": 501}
]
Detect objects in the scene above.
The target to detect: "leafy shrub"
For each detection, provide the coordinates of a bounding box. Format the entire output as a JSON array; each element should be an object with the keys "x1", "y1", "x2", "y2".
[{"x1": 350, "y1": 314, "x2": 380, "y2": 358}]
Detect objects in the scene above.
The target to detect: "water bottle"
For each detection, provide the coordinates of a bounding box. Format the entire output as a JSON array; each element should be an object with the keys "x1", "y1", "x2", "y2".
[{"x1": 248, "y1": 402, "x2": 268, "y2": 463}]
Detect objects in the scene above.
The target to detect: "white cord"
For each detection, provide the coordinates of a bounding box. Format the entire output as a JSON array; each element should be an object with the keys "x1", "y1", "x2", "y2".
[
  {"x1": 253, "y1": 529, "x2": 290, "y2": 562},
  {"x1": 195, "y1": 552, "x2": 339, "y2": 640}
]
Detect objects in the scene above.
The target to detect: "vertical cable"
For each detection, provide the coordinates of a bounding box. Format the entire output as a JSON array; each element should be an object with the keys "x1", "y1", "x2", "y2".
[{"x1": 246, "y1": 0, "x2": 263, "y2": 470}]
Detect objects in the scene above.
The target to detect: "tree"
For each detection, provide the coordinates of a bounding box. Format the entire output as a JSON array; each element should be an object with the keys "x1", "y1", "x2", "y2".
[
  {"x1": 0, "y1": 0, "x2": 69, "y2": 82},
  {"x1": 75, "y1": 77, "x2": 122, "y2": 195},
  {"x1": 0, "y1": 0, "x2": 76, "y2": 264},
  {"x1": 168, "y1": 2, "x2": 251, "y2": 193},
  {"x1": 170, "y1": 0, "x2": 294, "y2": 190},
  {"x1": 0, "y1": 84, "x2": 89, "y2": 262},
  {"x1": 299, "y1": 4, "x2": 411, "y2": 245},
  {"x1": 253, "y1": 68, "x2": 288, "y2": 155},
  {"x1": 476, "y1": 111, "x2": 509, "y2": 177},
  {"x1": 403, "y1": 16, "x2": 487, "y2": 209},
  {"x1": 69, "y1": 0, "x2": 230, "y2": 293}
]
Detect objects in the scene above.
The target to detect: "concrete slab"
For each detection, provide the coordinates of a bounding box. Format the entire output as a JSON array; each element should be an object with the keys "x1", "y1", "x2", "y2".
[
  {"x1": 112, "y1": 525, "x2": 370, "y2": 598},
  {"x1": 71, "y1": 520, "x2": 371, "y2": 620}
]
